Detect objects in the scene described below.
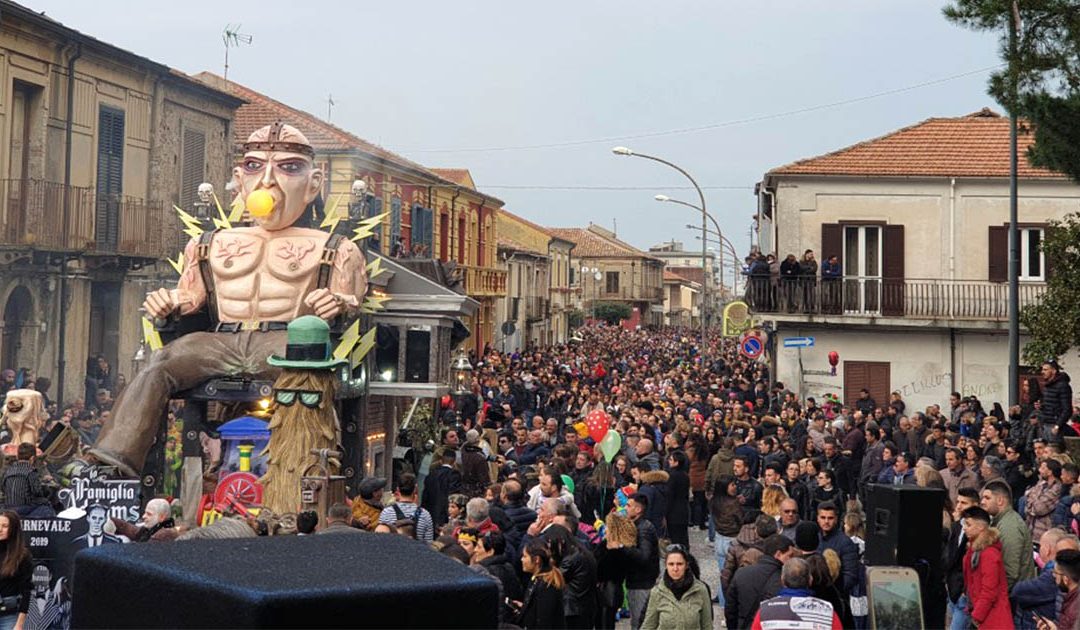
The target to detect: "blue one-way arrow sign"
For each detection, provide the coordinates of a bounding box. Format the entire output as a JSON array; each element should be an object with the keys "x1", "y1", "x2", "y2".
[{"x1": 783, "y1": 337, "x2": 815, "y2": 348}]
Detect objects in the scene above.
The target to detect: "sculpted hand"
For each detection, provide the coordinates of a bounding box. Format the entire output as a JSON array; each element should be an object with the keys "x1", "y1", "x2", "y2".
[
  {"x1": 143, "y1": 288, "x2": 178, "y2": 320},
  {"x1": 304, "y1": 288, "x2": 345, "y2": 320}
]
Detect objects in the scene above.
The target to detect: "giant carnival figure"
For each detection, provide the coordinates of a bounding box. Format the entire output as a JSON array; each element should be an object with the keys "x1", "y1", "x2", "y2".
[{"x1": 88, "y1": 123, "x2": 367, "y2": 477}]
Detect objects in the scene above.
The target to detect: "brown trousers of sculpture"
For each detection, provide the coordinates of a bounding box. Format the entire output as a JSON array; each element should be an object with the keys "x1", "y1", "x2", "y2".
[{"x1": 90, "y1": 331, "x2": 286, "y2": 476}]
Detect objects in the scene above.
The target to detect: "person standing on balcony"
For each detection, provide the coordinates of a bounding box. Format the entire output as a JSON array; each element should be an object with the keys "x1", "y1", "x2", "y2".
[
  {"x1": 821, "y1": 254, "x2": 841, "y2": 314},
  {"x1": 798, "y1": 250, "x2": 818, "y2": 313},
  {"x1": 779, "y1": 254, "x2": 800, "y2": 313}
]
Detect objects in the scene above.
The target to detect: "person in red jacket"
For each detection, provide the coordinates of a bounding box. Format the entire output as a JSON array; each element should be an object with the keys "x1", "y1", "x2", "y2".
[{"x1": 961, "y1": 506, "x2": 1015, "y2": 629}]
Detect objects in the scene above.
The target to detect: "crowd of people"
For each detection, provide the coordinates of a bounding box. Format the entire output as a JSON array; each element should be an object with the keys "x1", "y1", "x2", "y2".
[
  {"x1": 373, "y1": 324, "x2": 1076, "y2": 629},
  {"x1": 1, "y1": 324, "x2": 1079, "y2": 629}
]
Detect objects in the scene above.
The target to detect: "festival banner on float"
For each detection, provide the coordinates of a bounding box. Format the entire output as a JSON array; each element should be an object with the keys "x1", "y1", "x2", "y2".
[{"x1": 24, "y1": 474, "x2": 139, "y2": 630}]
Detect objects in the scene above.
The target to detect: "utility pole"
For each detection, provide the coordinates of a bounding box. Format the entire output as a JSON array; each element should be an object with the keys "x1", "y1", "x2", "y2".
[{"x1": 1007, "y1": 1, "x2": 1020, "y2": 407}]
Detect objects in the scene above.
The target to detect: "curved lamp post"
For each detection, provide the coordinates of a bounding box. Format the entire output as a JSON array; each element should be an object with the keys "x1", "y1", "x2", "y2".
[{"x1": 613, "y1": 146, "x2": 709, "y2": 369}]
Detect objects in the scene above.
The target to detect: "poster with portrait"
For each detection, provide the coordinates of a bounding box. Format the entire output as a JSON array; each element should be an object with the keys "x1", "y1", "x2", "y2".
[{"x1": 23, "y1": 473, "x2": 139, "y2": 630}]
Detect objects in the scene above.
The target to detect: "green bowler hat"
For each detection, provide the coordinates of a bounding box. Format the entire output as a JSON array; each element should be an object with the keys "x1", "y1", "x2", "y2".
[{"x1": 267, "y1": 315, "x2": 348, "y2": 370}]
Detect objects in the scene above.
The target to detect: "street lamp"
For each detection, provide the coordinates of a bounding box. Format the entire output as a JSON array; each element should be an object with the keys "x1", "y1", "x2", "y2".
[
  {"x1": 614, "y1": 146, "x2": 709, "y2": 369},
  {"x1": 450, "y1": 349, "x2": 473, "y2": 395}
]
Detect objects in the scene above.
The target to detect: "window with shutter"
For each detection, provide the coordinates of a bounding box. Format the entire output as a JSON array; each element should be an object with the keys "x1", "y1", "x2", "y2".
[
  {"x1": 881, "y1": 224, "x2": 905, "y2": 316},
  {"x1": 95, "y1": 106, "x2": 124, "y2": 251},
  {"x1": 366, "y1": 196, "x2": 383, "y2": 253},
  {"x1": 178, "y1": 128, "x2": 206, "y2": 248},
  {"x1": 988, "y1": 225, "x2": 1008, "y2": 282},
  {"x1": 390, "y1": 196, "x2": 402, "y2": 243},
  {"x1": 843, "y1": 360, "x2": 890, "y2": 411}
]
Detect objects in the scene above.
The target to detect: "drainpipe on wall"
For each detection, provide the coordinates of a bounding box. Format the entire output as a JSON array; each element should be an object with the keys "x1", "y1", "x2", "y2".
[
  {"x1": 949, "y1": 178, "x2": 956, "y2": 283},
  {"x1": 56, "y1": 41, "x2": 83, "y2": 409}
]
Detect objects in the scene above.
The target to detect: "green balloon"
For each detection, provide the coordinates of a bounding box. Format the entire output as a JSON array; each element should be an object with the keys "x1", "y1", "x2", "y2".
[
  {"x1": 561, "y1": 474, "x2": 575, "y2": 495},
  {"x1": 599, "y1": 429, "x2": 622, "y2": 462}
]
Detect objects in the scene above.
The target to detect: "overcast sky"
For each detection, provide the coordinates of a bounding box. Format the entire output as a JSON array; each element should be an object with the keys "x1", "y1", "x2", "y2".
[{"x1": 33, "y1": 0, "x2": 1000, "y2": 257}]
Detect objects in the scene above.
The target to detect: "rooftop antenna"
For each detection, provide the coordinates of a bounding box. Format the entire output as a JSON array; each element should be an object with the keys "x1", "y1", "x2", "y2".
[
  {"x1": 222, "y1": 24, "x2": 253, "y2": 82},
  {"x1": 326, "y1": 93, "x2": 335, "y2": 122},
  {"x1": 612, "y1": 217, "x2": 617, "y2": 236}
]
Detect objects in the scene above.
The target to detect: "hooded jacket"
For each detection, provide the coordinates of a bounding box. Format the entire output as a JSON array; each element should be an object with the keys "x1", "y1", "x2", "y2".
[
  {"x1": 706, "y1": 448, "x2": 736, "y2": 493},
  {"x1": 962, "y1": 527, "x2": 1014, "y2": 630},
  {"x1": 720, "y1": 523, "x2": 766, "y2": 593},
  {"x1": 992, "y1": 507, "x2": 1037, "y2": 590},
  {"x1": 725, "y1": 554, "x2": 783, "y2": 629},
  {"x1": 641, "y1": 577, "x2": 712, "y2": 630},
  {"x1": 637, "y1": 470, "x2": 670, "y2": 536}
]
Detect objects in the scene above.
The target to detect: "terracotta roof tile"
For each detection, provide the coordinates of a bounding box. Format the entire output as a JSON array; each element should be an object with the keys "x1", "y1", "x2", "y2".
[
  {"x1": 548, "y1": 226, "x2": 661, "y2": 262},
  {"x1": 430, "y1": 168, "x2": 475, "y2": 189},
  {"x1": 769, "y1": 108, "x2": 1064, "y2": 179},
  {"x1": 193, "y1": 72, "x2": 458, "y2": 185}
]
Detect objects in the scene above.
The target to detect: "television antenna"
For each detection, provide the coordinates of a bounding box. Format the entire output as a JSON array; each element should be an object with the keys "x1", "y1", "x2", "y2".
[{"x1": 222, "y1": 24, "x2": 253, "y2": 82}]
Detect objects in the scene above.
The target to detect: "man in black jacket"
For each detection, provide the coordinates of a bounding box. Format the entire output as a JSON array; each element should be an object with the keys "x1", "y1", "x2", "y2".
[
  {"x1": 725, "y1": 534, "x2": 795, "y2": 629},
  {"x1": 499, "y1": 479, "x2": 536, "y2": 558},
  {"x1": 620, "y1": 493, "x2": 659, "y2": 630},
  {"x1": 1040, "y1": 360, "x2": 1074, "y2": 439},
  {"x1": 946, "y1": 487, "x2": 978, "y2": 630},
  {"x1": 421, "y1": 448, "x2": 462, "y2": 528}
]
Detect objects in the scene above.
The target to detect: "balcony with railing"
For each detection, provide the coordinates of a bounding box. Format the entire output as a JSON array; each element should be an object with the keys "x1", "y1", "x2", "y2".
[
  {"x1": 593, "y1": 285, "x2": 665, "y2": 303},
  {"x1": 461, "y1": 265, "x2": 507, "y2": 297},
  {"x1": 0, "y1": 179, "x2": 164, "y2": 259},
  {"x1": 523, "y1": 296, "x2": 548, "y2": 322},
  {"x1": 745, "y1": 276, "x2": 1047, "y2": 322}
]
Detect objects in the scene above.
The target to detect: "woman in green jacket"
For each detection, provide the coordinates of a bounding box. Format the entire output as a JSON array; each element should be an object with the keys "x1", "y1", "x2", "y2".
[{"x1": 641, "y1": 545, "x2": 713, "y2": 630}]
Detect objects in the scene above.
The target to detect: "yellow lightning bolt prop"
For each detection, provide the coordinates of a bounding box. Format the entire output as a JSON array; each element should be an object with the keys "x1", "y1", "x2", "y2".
[
  {"x1": 319, "y1": 193, "x2": 347, "y2": 232},
  {"x1": 351, "y1": 211, "x2": 389, "y2": 242},
  {"x1": 361, "y1": 295, "x2": 391, "y2": 314},
  {"x1": 173, "y1": 205, "x2": 205, "y2": 240},
  {"x1": 228, "y1": 194, "x2": 245, "y2": 222},
  {"x1": 167, "y1": 253, "x2": 185, "y2": 275},
  {"x1": 366, "y1": 256, "x2": 387, "y2": 279},
  {"x1": 141, "y1": 317, "x2": 164, "y2": 351},
  {"x1": 211, "y1": 192, "x2": 232, "y2": 230},
  {"x1": 332, "y1": 319, "x2": 361, "y2": 361},
  {"x1": 350, "y1": 328, "x2": 377, "y2": 368}
]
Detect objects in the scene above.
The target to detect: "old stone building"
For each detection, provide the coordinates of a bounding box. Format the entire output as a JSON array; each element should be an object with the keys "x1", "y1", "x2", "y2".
[{"x1": 0, "y1": 2, "x2": 242, "y2": 405}]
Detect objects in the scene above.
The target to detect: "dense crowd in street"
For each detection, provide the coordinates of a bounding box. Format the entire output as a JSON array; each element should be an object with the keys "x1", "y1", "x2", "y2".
[
  {"x1": 390, "y1": 324, "x2": 1078, "y2": 629},
  {"x1": 1, "y1": 324, "x2": 1078, "y2": 630}
]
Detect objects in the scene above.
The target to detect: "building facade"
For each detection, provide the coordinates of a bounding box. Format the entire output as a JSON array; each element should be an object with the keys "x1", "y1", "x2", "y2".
[
  {"x1": 754, "y1": 109, "x2": 1076, "y2": 411},
  {"x1": 662, "y1": 270, "x2": 700, "y2": 327},
  {"x1": 495, "y1": 210, "x2": 551, "y2": 352},
  {"x1": 550, "y1": 224, "x2": 665, "y2": 328},
  {"x1": 0, "y1": 2, "x2": 241, "y2": 405}
]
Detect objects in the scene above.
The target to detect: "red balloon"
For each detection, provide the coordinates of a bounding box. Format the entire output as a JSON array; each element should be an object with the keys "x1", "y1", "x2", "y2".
[{"x1": 585, "y1": 409, "x2": 610, "y2": 443}]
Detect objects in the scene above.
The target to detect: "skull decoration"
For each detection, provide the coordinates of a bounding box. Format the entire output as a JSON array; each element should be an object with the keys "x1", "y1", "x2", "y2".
[
  {"x1": 197, "y1": 182, "x2": 214, "y2": 204},
  {"x1": 2, "y1": 389, "x2": 47, "y2": 453}
]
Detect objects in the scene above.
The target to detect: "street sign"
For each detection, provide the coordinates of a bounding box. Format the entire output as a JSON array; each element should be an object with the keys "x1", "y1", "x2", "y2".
[
  {"x1": 783, "y1": 337, "x2": 815, "y2": 348},
  {"x1": 739, "y1": 330, "x2": 764, "y2": 359}
]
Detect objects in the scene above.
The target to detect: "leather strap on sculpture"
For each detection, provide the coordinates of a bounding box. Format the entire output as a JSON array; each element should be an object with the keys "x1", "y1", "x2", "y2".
[
  {"x1": 317, "y1": 233, "x2": 345, "y2": 290},
  {"x1": 197, "y1": 230, "x2": 220, "y2": 327}
]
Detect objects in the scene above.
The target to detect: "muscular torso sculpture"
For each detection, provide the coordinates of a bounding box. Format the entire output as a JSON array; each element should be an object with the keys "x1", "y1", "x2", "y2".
[{"x1": 90, "y1": 123, "x2": 367, "y2": 477}]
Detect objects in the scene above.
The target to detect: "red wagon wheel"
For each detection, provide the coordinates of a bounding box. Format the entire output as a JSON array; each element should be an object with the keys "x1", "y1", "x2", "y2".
[{"x1": 214, "y1": 471, "x2": 263, "y2": 508}]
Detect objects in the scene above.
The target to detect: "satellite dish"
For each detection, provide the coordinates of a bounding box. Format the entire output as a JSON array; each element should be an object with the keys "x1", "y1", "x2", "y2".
[{"x1": 501, "y1": 321, "x2": 517, "y2": 336}]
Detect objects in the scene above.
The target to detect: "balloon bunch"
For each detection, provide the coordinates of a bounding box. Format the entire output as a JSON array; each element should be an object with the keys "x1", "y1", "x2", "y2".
[{"x1": 585, "y1": 408, "x2": 622, "y2": 463}]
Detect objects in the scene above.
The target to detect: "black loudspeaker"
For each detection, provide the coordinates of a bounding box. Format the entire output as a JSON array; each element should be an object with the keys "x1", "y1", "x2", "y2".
[
  {"x1": 865, "y1": 484, "x2": 946, "y2": 568},
  {"x1": 71, "y1": 534, "x2": 499, "y2": 629}
]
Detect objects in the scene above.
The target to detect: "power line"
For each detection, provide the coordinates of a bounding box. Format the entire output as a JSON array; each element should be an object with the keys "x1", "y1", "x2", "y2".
[
  {"x1": 403, "y1": 64, "x2": 1004, "y2": 154},
  {"x1": 479, "y1": 184, "x2": 752, "y2": 191}
]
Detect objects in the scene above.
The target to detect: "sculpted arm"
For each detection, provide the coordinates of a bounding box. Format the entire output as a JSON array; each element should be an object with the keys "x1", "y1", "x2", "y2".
[
  {"x1": 144, "y1": 238, "x2": 207, "y2": 319},
  {"x1": 304, "y1": 239, "x2": 367, "y2": 320}
]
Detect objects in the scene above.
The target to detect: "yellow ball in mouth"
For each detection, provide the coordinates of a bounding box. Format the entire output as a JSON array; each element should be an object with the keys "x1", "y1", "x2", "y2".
[{"x1": 246, "y1": 189, "x2": 275, "y2": 217}]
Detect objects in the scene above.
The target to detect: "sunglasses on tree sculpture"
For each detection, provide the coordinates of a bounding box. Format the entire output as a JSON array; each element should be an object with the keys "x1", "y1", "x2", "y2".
[{"x1": 274, "y1": 390, "x2": 323, "y2": 408}]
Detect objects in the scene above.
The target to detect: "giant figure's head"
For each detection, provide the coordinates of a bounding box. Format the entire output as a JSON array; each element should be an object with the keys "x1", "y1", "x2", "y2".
[{"x1": 235, "y1": 122, "x2": 323, "y2": 231}]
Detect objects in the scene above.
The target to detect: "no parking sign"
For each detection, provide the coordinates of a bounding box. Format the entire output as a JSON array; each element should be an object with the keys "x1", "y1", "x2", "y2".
[{"x1": 739, "y1": 329, "x2": 765, "y2": 359}]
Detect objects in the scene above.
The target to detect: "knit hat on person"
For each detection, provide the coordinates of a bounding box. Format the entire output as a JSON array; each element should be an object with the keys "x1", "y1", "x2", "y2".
[{"x1": 795, "y1": 521, "x2": 821, "y2": 553}]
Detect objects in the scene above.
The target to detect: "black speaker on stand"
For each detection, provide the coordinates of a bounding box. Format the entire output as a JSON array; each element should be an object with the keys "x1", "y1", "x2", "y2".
[{"x1": 865, "y1": 484, "x2": 947, "y2": 629}]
